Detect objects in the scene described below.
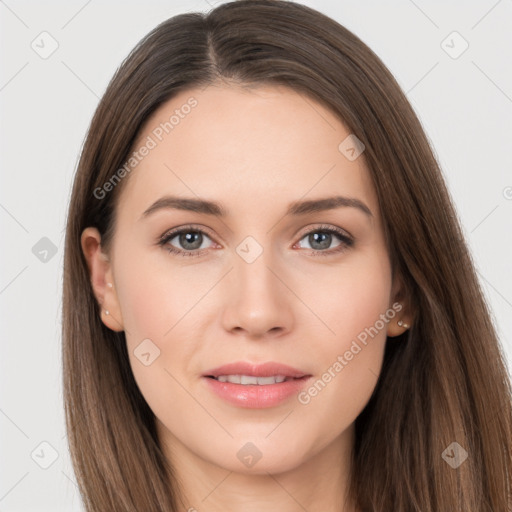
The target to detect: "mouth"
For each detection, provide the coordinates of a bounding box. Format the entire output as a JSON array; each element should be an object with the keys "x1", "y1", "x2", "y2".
[{"x1": 201, "y1": 361, "x2": 312, "y2": 408}]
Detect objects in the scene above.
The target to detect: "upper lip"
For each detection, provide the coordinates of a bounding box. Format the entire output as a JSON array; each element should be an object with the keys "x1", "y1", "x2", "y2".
[{"x1": 203, "y1": 361, "x2": 310, "y2": 379}]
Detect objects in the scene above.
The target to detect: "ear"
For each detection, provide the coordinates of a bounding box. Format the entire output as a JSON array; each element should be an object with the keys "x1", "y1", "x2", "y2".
[
  {"x1": 386, "y1": 272, "x2": 413, "y2": 338},
  {"x1": 81, "y1": 227, "x2": 124, "y2": 332}
]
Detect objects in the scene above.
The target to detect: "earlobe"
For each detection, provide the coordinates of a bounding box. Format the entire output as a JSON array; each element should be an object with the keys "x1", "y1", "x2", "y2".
[
  {"x1": 80, "y1": 227, "x2": 124, "y2": 332},
  {"x1": 387, "y1": 312, "x2": 412, "y2": 338}
]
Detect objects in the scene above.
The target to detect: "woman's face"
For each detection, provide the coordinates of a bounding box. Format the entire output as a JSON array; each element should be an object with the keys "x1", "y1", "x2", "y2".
[{"x1": 86, "y1": 83, "x2": 407, "y2": 475}]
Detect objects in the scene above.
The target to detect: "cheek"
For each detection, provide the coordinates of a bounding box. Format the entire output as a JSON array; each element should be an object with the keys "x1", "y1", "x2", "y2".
[
  {"x1": 114, "y1": 247, "x2": 209, "y2": 342},
  {"x1": 311, "y1": 248, "x2": 393, "y2": 344},
  {"x1": 112, "y1": 248, "x2": 219, "y2": 413},
  {"x1": 296, "y1": 251, "x2": 392, "y2": 425}
]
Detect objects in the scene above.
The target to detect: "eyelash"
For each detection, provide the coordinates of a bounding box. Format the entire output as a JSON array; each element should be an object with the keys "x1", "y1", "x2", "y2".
[{"x1": 157, "y1": 224, "x2": 354, "y2": 258}]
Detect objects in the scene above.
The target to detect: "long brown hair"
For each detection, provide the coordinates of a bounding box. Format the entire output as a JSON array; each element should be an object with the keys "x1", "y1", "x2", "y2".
[{"x1": 62, "y1": 1, "x2": 512, "y2": 510}]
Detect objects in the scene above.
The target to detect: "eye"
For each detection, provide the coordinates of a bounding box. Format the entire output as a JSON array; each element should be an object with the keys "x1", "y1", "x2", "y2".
[
  {"x1": 294, "y1": 224, "x2": 354, "y2": 256},
  {"x1": 158, "y1": 225, "x2": 216, "y2": 258}
]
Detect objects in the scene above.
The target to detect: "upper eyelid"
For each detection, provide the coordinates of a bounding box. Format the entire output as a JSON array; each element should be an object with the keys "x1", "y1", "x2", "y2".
[{"x1": 159, "y1": 224, "x2": 216, "y2": 244}]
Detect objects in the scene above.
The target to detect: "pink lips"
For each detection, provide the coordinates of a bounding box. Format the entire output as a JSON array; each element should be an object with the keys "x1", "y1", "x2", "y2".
[{"x1": 202, "y1": 361, "x2": 312, "y2": 408}]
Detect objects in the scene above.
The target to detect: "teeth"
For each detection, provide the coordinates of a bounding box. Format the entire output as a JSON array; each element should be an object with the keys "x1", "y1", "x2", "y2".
[{"x1": 215, "y1": 375, "x2": 287, "y2": 385}]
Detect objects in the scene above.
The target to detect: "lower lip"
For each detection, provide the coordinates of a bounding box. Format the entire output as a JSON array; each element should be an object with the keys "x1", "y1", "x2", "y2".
[{"x1": 203, "y1": 376, "x2": 311, "y2": 408}]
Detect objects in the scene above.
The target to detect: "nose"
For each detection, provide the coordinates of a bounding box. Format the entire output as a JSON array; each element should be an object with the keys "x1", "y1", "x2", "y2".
[{"x1": 220, "y1": 247, "x2": 294, "y2": 339}]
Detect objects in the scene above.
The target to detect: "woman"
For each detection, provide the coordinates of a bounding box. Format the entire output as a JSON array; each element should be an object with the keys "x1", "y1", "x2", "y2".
[{"x1": 62, "y1": 1, "x2": 512, "y2": 510}]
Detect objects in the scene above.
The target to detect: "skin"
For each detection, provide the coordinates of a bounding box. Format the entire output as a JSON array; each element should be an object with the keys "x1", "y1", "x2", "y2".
[{"x1": 82, "y1": 83, "x2": 411, "y2": 511}]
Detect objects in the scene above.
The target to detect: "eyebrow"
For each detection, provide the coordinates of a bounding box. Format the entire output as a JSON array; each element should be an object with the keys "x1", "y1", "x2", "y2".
[{"x1": 140, "y1": 194, "x2": 373, "y2": 220}]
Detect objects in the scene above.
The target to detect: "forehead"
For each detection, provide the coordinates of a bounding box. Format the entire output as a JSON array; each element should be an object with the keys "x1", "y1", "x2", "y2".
[{"x1": 118, "y1": 83, "x2": 378, "y2": 223}]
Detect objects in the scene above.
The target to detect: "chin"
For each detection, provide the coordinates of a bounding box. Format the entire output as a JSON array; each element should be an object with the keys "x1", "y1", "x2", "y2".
[{"x1": 201, "y1": 437, "x2": 312, "y2": 476}]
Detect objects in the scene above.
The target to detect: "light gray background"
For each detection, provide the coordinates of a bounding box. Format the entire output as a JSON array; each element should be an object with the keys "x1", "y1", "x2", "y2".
[{"x1": 1, "y1": 0, "x2": 511, "y2": 510}]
